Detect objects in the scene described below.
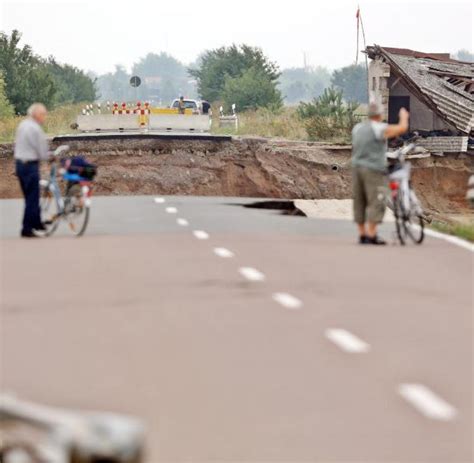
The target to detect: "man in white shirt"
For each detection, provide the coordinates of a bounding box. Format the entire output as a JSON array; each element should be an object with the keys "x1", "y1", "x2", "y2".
[{"x1": 14, "y1": 103, "x2": 49, "y2": 238}]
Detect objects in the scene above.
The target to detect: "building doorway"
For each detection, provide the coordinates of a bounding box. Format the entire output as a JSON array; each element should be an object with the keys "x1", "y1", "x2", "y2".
[{"x1": 388, "y1": 96, "x2": 410, "y2": 124}]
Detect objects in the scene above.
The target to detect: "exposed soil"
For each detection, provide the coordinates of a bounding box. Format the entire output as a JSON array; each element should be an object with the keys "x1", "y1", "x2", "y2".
[{"x1": 0, "y1": 137, "x2": 472, "y2": 214}]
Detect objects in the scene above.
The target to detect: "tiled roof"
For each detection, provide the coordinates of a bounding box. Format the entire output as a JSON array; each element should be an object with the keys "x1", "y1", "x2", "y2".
[{"x1": 366, "y1": 45, "x2": 473, "y2": 134}]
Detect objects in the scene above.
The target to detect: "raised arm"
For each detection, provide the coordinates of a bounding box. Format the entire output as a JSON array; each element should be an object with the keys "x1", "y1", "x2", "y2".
[{"x1": 384, "y1": 108, "x2": 410, "y2": 140}]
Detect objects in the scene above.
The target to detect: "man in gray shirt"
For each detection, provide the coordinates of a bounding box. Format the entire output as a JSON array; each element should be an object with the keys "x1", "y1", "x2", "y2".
[
  {"x1": 14, "y1": 103, "x2": 49, "y2": 237},
  {"x1": 352, "y1": 103, "x2": 409, "y2": 245}
]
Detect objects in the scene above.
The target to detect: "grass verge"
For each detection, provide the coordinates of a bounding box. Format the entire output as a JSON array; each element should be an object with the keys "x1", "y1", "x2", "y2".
[
  {"x1": 2, "y1": 105, "x2": 356, "y2": 143},
  {"x1": 430, "y1": 220, "x2": 474, "y2": 243},
  {"x1": 0, "y1": 104, "x2": 85, "y2": 142},
  {"x1": 212, "y1": 107, "x2": 307, "y2": 140}
]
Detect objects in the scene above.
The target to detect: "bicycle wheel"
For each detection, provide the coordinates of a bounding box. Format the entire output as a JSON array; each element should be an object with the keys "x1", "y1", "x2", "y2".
[
  {"x1": 36, "y1": 181, "x2": 60, "y2": 237},
  {"x1": 404, "y1": 191, "x2": 425, "y2": 244},
  {"x1": 65, "y1": 183, "x2": 90, "y2": 236},
  {"x1": 393, "y1": 194, "x2": 407, "y2": 245},
  {"x1": 404, "y1": 214, "x2": 424, "y2": 244}
]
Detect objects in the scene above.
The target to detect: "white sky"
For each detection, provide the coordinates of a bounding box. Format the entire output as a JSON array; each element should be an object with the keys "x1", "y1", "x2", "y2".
[{"x1": 0, "y1": 0, "x2": 472, "y2": 74}]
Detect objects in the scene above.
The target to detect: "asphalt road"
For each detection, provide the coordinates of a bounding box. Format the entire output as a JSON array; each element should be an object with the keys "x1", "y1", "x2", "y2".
[{"x1": 1, "y1": 195, "x2": 472, "y2": 462}]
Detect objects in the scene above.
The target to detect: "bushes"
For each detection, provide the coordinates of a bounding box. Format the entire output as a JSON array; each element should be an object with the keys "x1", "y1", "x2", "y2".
[
  {"x1": 211, "y1": 90, "x2": 359, "y2": 142},
  {"x1": 297, "y1": 88, "x2": 358, "y2": 141}
]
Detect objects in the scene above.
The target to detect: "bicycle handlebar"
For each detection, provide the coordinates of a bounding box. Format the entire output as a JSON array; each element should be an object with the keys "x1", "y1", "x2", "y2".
[{"x1": 53, "y1": 145, "x2": 70, "y2": 157}]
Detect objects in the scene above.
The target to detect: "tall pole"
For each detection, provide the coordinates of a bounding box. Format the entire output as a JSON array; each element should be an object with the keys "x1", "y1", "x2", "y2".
[
  {"x1": 356, "y1": 6, "x2": 360, "y2": 64},
  {"x1": 359, "y1": 8, "x2": 370, "y2": 103}
]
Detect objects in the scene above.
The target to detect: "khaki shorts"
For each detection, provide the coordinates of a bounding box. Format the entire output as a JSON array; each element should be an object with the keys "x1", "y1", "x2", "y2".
[{"x1": 352, "y1": 166, "x2": 387, "y2": 224}]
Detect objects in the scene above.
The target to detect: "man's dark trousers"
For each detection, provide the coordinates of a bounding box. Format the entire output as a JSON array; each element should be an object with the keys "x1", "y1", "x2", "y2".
[{"x1": 15, "y1": 160, "x2": 42, "y2": 234}]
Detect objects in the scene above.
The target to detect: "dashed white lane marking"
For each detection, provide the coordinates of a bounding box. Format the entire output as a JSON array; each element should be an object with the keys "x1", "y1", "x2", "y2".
[
  {"x1": 154, "y1": 197, "x2": 165, "y2": 204},
  {"x1": 165, "y1": 207, "x2": 178, "y2": 214},
  {"x1": 177, "y1": 218, "x2": 189, "y2": 226},
  {"x1": 238, "y1": 267, "x2": 266, "y2": 282},
  {"x1": 424, "y1": 228, "x2": 474, "y2": 253},
  {"x1": 325, "y1": 329, "x2": 370, "y2": 353},
  {"x1": 272, "y1": 292, "x2": 303, "y2": 309},
  {"x1": 193, "y1": 230, "x2": 209, "y2": 240},
  {"x1": 398, "y1": 384, "x2": 457, "y2": 421},
  {"x1": 213, "y1": 247, "x2": 234, "y2": 258}
]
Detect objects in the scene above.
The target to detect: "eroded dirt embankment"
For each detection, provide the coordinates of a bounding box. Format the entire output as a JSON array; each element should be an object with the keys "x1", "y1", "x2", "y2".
[{"x1": 0, "y1": 137, "x2": 471, "y2": 214}]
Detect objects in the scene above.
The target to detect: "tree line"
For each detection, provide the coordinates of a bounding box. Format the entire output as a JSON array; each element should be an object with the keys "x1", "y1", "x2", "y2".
[
  {"x1": 0, "y1": 29, "x2": 374, "y2": 117},
  {"x1": 0, "y1": 30, "x2": 96, "y2": 115},
  {"x1": 94, "y1": 43, "x2": 369, "y2": 112},
  {"x1": 2, "y1": 28, "x2": 470, "y2": 118}
]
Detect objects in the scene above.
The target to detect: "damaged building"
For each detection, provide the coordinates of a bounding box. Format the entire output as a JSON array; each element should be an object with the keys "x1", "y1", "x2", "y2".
[{"x1": 366, "y1": 45, "x2": 473, "y2": 153}]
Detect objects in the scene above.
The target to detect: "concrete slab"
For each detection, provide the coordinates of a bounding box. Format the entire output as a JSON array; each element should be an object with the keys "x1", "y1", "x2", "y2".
[{"x1": 295, "y1": 198, "x2": 396, "y2": 222}]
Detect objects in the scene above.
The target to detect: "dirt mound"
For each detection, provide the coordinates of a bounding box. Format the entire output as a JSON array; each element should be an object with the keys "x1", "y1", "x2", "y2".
[
  {"x1": 409, "y1": 157, "x2": 472, "y2": 214},
  {"x1": 0, "y1": 138, "x2": 352, "y2": 200},
  {"x1": 0, "y1": 137, "x2": 471, "y2": 214}
]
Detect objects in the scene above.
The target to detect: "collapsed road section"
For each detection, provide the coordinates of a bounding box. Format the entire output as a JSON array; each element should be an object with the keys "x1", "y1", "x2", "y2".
[{"x1": 0, "y1": 136, "x2": 471, "y2": 214}]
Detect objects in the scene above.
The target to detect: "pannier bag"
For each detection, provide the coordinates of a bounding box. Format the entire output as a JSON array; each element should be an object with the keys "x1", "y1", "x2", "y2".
[{"x1": 63, "y1": 156, "x2": 97, "y2": 180}]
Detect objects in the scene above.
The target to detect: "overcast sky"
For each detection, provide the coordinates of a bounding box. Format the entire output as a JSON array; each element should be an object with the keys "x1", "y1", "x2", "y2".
[{"x1": 0, "y1": 0, "x2": 472, "y2": 74}]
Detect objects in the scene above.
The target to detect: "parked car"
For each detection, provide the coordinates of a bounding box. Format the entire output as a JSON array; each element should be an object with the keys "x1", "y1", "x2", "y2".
[{"x1": 170, "y1": 99, "x2": 200, "y2": 114}]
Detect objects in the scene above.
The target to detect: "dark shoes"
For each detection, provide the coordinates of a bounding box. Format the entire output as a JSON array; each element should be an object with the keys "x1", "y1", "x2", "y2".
[
  {"x1": 359, "y1": 235, "x2": 387, "y2": 245},
  {"x1": 368, "y1": 235, "x2": 386, "y2": 245},
  {"x1": 21, "y1": 222, "x2": 47, "y2": 238},
  {"x1": 34, "y1": 223, "x2": 47, "y2": 231},
  {"x1": 21, "y1": 231, "x2": 39, "y2": 238}
]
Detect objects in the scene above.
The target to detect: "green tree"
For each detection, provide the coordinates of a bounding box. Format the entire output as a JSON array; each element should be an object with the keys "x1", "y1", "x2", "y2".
[
  {"x1": 222, "y1": 67, "x2": 282, "y2": 112},
  {"x1": 189, "y1": 44, "x2": 280, "y2": 103},
  {"x1": 46, "y1": 58, "x2": 96, "y2": 105},
  {"x1": 0, "y1": 72, "x2": 14, "y2": 118},
  {"x1": 0, "y1": 30, "x2": 96, "y2": 113},
  {"x1": 331, "y1": 64, "x2": 367, "y2": 104},
  {"x1": 0, "y1": 30, "x2": 56, "y2": 113}
]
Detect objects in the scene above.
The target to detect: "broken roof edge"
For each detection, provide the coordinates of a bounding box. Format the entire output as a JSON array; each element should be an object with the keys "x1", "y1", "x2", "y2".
[
  {"x1": 365, "y1": 45, "x2": 468, "y2": 64},
  {"x1": 366, "y1": 45, "x2": 472, "y2": 134}
]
